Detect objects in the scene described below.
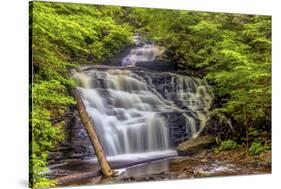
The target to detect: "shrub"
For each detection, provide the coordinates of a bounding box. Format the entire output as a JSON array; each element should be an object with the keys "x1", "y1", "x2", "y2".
[
  {"x1": 219, "y1": 139, "x2": 238, "y2": 151},
  {"x1": 249, "y1": 142, "x2": 268, "y2": 155}
]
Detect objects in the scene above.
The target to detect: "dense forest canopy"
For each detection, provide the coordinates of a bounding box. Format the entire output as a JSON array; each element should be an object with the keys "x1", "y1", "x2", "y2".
[{"x1": 30, "y1": 2, "x2": 271, "y2": 188}]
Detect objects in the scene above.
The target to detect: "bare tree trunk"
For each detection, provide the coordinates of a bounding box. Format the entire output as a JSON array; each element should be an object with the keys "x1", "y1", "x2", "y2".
[
  {"x1": 73, "y1": 89, "x2": 113, "y2": 177},
  {"x1": 244, "y1": 110, "x2": 249, "y2": 156}
]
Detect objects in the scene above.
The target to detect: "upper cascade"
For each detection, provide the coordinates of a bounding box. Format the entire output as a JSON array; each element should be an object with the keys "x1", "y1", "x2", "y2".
[{"x1": 122, "y1": 35, "x2": 165, "y2": 67}]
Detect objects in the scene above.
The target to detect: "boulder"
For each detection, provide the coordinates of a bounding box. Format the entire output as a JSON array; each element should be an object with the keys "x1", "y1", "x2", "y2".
[
  {"x1": 199, "y1": 118, "x2": 236, "y2": 140},
  {"x1": 259, "y1": 150, "x2": 272, "y2": 165},
  {"x1": 176, "y1": 136, "x2": 216, "y2": 156}
]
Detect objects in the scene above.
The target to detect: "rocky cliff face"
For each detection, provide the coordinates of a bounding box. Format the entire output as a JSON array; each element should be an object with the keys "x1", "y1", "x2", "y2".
[{"x1": 48, "y1": 113, "x2": 95, "y2": 165}]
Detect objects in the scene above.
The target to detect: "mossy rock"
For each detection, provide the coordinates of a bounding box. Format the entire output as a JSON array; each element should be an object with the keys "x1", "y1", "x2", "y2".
[
  {"x1": 259, "y1": 150, "x2": 271, "y2": 164},
  {"x1": 176, "y1": 136, "x2": 216, "y2": 156}
]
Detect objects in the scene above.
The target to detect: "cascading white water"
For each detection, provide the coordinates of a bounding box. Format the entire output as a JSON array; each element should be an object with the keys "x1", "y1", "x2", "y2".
[
  {"x1": 122, "y1": 44, "x2": 165, "y2": 67},
  {"x1": 73, "y1": 68, "x2": 212, "y2": 160},
  {"x1": 174, "y1": 75, "x2": 213, "y2": 137},
  {"x1": 74, "y1": 70, "x2": 172, "y2": 157}
]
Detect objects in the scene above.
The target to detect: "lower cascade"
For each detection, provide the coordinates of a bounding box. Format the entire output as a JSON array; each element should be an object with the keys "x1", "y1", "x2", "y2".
[{"x1": 73, "y1": 68, "x2": 212, "y2": 160}]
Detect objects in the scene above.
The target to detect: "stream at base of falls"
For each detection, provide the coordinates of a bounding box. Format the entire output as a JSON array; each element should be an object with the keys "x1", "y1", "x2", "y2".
[{"x1": 51, "y1": 149, "x2": 271, "y2": 186}]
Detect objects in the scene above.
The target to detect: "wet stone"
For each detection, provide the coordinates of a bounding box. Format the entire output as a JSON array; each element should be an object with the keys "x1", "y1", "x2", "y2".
[{"x1": 176, "y1": 136, "x2": 216, "y2": 156}]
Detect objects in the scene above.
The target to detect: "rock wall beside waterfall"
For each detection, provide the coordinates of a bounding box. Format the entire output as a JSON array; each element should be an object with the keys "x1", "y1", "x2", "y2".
[
  {"x1": 161, "y1": 112, "x2": 193, "y2": 146},
  {"x1": 48, "y1": 112, "x2": 95, "y2": 165}
]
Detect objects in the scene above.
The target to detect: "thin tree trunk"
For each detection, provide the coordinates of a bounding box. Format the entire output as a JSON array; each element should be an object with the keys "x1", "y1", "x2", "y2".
[
  {"x1": 73, "y1": 89, "x2": 114, "y2": 177},
  {"x1": 244, "y1": 110, "x2": 249, "y2": 156}
]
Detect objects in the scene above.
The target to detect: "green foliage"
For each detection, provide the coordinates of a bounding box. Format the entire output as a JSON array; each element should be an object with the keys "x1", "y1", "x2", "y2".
[
  {"x1": 30, "y1": 154, "x2": 56, "y2": 188},
  {"x1": 130, "y1": 9, "x2": 271, "y2": 144},
  {"x1": 249, "y1": 142, "x2": 269, "y2": 155},
  {"x1": 219, "y1": 140, "x2": 239, "y2": 151},
  {"x1": 31, "y1": 1, "x2": 133, "y2": 70},
  {"x1": 30, "y1": 1, "x2": 133, "y2": 188},
  {"x1": 30, "y1": 81, "x2": 75, "y2": 188}
]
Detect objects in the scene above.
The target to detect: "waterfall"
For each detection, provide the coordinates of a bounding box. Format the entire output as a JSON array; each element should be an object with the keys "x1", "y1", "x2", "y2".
[
  {"x1": 72, "y1": 36, "x2": 212, "y2": 161},
  {"x1": 74, "y1": 70, "x2": 171, "y2": 157},
  {"x1": 73, "y1": 67, "x2": 212, "y2": 160},
  {"x1": 122, "y1": 44, "x2": 165, "y2": 67}
]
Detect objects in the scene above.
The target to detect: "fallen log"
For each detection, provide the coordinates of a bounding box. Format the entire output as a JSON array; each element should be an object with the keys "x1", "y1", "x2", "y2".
[{"x1": 73, "y1": 89, "x2": 114, "y2": 177}]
